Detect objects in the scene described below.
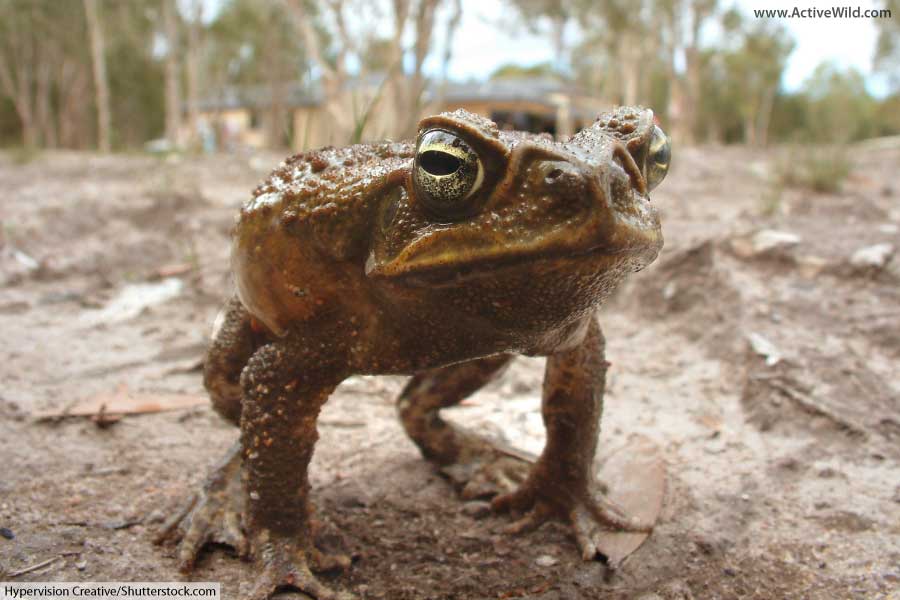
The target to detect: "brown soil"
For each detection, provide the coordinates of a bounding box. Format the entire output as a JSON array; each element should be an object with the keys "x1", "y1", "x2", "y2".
[{"x1": 1, "y1": 144, "x2": 898, "y2": 599}]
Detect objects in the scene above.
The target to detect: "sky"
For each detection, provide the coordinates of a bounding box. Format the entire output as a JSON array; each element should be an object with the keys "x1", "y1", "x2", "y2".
[{"x1": 440, "y1": 0, "x2": 892, "y2": 96}]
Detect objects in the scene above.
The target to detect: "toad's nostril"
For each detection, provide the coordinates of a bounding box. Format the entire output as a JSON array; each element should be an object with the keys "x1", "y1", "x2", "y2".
[{"x1": 545, "y1": 168, "x2": 563, "y2": 183}]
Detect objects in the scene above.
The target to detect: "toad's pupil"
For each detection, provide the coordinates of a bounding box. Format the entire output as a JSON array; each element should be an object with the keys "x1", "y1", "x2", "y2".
[
  {"x1": 652, "y1": 139, "x2": 669, "y2": 166},
  {"x1": 420, "y1": 150, "x2": 461, "y2": 176}
]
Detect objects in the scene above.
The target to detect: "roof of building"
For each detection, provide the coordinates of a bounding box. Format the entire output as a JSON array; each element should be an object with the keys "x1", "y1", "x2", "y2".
[
  {"x1": 196, "y1": 76, "x2": 598, "y2": 116},
  {"x1": 195, "y1": 81, "x2": 322, "y2": 111}
]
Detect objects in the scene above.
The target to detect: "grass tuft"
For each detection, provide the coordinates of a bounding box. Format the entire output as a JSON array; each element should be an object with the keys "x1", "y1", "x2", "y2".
[{"x1": 776, "y1": 145, "x2": 854, "y2": 194}]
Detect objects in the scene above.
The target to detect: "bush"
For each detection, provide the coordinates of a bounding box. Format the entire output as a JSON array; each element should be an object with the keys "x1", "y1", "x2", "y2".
[{"x1": 776, "y1": 145, "x2": 853, "y2": 193}]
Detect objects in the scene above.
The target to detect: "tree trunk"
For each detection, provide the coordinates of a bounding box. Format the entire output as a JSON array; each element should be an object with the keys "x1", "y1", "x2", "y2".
[
  {"x1": 0, "y1": 8, "x2": 38, "y2": 148},
  {"x1": 383, "y1": 0, "x2": 410, "y2": 140},
  {"x1": 754, "y1": 84, "x2": 776, "y2": 147},
  {"x1": 262, "y1": 29, "x2": 288, "y2": 149},
  {"x1": 284, "y1": 0, "x2": 353, "y2": 144},
  {"x1": 162, "y1": 0, "x2": 181, "y2": 147},
  {"x1": 0, "y1": 66, "x2": 37, "y2": 148},
  {"x1": 402, "y1": 0, "x2": 439, "y2": 137},
  {"x1": 681, "y1": 47, "x2": 700, "y2": 144},
  {"x1": 58, "y1": 59, "x2": 91, "y2": 149},
  {"x1": 619, "y1": 35, "x2": 641, "y2": 106},
  {"x1": 433, "y1": 0, "x2": 462, "y2": 108},
  {"x1": 743, "y1": 114, "x2": 755, "y2": 146},
  {"x1": 35, "y1": 59, "x2": 57, "y2": 148},
  {"x1": 83, "y1": 0, "x2": 111, "y2": 152},
  {"x1": 185, "y1": 0, "x2": 202, "y2": 150}
]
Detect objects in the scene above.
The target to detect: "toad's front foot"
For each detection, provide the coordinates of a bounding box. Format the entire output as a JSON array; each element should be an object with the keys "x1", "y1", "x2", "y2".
[
  {"x1": 492, "y1": 465, "x2": 652, "y2": 561},
  {"x1": 155, "y1": 443, "x2": 248, "y2": 571},
  {"x1": 245, "y1": 531, "x2": 353, "y2": 600}
]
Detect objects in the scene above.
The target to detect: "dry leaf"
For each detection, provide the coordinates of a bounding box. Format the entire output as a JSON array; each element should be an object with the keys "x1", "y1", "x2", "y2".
[
  {"x1": 593, "y1": 435, "x2": 666, "y2": 568},
  {"x1": 154, "y1": 263, "x2": 193, "y2": 279},
  {"x1": 34, "y1": 384, "x2": 207, "y2": 420}
]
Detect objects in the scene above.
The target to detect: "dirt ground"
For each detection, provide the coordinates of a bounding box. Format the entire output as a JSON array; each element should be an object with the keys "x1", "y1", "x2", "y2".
[{"x1": 1, "y1": 140, "x2": 898, "y2": 600}]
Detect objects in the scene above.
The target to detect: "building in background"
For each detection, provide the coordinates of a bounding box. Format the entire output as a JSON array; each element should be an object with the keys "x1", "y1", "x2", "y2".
[{"x1": 190, "y1": 77, "x2": 606, "y2": 152}]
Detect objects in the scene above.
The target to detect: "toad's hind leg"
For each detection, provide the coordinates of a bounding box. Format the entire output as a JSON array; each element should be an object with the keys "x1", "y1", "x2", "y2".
[
  {"x1": 204, "y1": 295, "x2": 268, "y2": 425},
  {"x1": 156, "y1": 296, "x2": 266, "y2": 570},
  {"x1": 398, "y1": 354, "x2": 533, "y2": 500}
]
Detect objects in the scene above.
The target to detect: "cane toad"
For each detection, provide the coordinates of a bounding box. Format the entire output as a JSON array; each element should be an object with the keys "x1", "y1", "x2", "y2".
[{"x1": 157, "y1": 107, "x2": 671, "y2": 600}]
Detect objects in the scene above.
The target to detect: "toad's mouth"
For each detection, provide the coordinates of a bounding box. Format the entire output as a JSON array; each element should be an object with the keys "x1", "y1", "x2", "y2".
[
  {"x1": 367, "y1": 185, "x2": 662, "y2": 287},
  {"x1": 365, "y1": 225, "x2": 662, "y2": 288}
]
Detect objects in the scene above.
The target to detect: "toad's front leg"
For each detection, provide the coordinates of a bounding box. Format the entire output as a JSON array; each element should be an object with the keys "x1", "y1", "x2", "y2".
[
  {"x1": 239, "y1": 340, "x2": 352, "y2": 600},
  {"x1": 492, "y1": 318, "x2": 652, "y2": 560}
]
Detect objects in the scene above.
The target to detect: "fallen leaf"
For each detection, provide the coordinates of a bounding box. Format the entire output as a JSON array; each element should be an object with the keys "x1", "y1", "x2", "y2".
[
  {"x1": 593, "y1": 435, "x2": 666, "y2": 569},
  {"x1": 34, "y1": 384, "x2": 207, "y2": 420},
  {"x1": 153, "y1": 263, "x2": 194, "y2": 279}
]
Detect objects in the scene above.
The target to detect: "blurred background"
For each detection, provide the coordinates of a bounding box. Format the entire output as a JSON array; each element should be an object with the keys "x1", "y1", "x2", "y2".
[
  {"x1": 2, "y1": 3, "x2": 900, "y2": 595},
  {"x1": 1, "y1": 0, "x2": 898, "y2": 157}
]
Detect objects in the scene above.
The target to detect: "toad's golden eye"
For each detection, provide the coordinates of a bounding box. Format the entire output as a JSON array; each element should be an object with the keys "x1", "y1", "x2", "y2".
[
  {"x1": 413, "y1": 129, "x2": 484, "y2": 220},
  {"x1": 645, "y1": 125, "x2": 671, "y2": 192}
]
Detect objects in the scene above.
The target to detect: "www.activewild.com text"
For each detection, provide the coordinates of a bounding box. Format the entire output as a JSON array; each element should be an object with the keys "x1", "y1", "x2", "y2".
[{"x1": 754, "y1": 6, "x2": 891, "y2": 18}]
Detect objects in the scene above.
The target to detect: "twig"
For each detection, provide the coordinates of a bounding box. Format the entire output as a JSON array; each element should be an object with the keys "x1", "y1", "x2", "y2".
[
  {"x1": 763, "y1": 379, "x2": 866, "y2": 436},
  {"x1": 8, "y1": 556, "x2": 59, "y2": 578}
]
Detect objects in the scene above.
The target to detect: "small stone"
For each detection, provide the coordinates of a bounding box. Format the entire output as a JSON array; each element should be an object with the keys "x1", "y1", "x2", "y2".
[
  {"x1": 0, "y1": 527, "x2": 13, "y2": 540},
  {"x1": 662, "y1": 281, "x2": 678, "y2": 300},
  {"x1": 460, "y1": 501, "x2": 491, "y2": 519},
  {"x1": 145, "y1": 509, "x2": 166, "y2": 524},
  {"x1": 850, "y1": 243, "x2": 894, "y2": 270},
  {"x1": 746, "y1": 332, "x2": 782, "y2": 366},
  {"x1": 751, "y1": 230, "x2": 800, "y2": 254},
  {"x1": 535, "y1": 554, "x2": 557, "y2": 567},
  {"x1": 75, "y1": 560, "x2": 87, "y2": 571}
]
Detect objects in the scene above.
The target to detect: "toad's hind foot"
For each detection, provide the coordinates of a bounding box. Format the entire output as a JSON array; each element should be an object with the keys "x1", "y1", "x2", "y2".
[
  {"x1": 438, "y1": 427, "x2": 535, "y2": 501},
  {"x1": 155, "y1": 442, "x2": 248, "y2": 571},
  {"x1": 246, "y1": 532, "x2": 353, "y2": 600},
  {"x1": 398, "y1": 354, "x2": 530, "y2": 500}
]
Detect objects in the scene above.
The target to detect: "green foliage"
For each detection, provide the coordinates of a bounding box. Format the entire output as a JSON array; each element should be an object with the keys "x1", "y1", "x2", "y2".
[
  {"x1": 696, "y1": 47, "x2": 745, "y2": 143},
  {"x1": 766, "y1": 64, "x2": 894, "y2": 145},
  {"x1": 208, "y1": 0, "x2": 308, "y2": 87},
  {"x1": 722, "y1": 18, "x2": 795, "y2": 144},
  {"x1": 696, "y1": 23, "x2": 894, "y2": 145},
  {"x1": 106, "y1": 12, "x2": 166, "y2": 148},
  {"x1": 491, "y1": 62, "x2": 561, "y2": 80},
  {"x1": 0, "y1": 97, "x2": 19, "y2": 146},
  {"x1": 872, "y1": 93, "x2": 900, "y2": 137},
  {"x1": 874, "y1": 0, "x2": 900, "y2": 92},
  {"x1": 802, "y1": 63, "x2": 877, "y2": 142},
  {"x1": 767, "y1": 92, "x2": 810, "y2": 142}
]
